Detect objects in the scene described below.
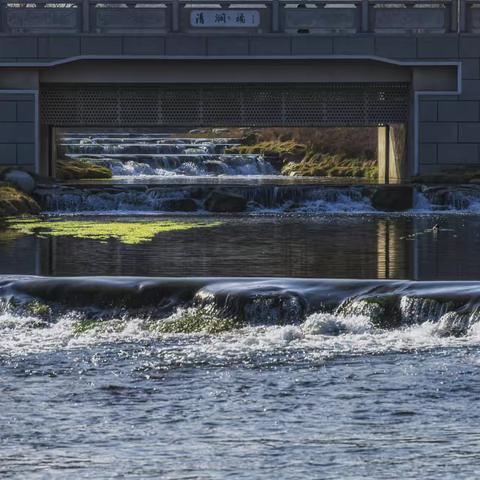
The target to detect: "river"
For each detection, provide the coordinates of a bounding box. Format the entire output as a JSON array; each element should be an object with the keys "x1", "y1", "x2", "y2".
[{"x1": 1, "y1": 132, "x2": 480, "y2": 479}]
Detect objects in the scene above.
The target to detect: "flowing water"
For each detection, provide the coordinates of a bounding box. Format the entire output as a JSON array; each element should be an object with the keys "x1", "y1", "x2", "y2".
[
  {"x1": 2, "y1": 132, "x2": 480, "y2": 478},
  {"x1": 59, "y1": 133, "x2": 276, "y2": 178}
]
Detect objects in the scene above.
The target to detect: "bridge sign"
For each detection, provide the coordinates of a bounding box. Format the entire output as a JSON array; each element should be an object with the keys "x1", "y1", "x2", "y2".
[{"x1": 190, "y1": 10, "x2": 260, "y2": 28}]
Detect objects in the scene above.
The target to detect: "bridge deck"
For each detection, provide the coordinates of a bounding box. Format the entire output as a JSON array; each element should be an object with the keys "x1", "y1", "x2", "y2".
[{"x1": 0, "y1": 0, "x2": 476, "y2": 37}]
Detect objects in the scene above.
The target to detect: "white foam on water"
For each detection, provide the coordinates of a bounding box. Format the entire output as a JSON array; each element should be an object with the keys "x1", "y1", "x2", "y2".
[
  {"x1": 296, "y1": 195, "x2": 375, "y2": 213},
  {"x1": 1, "y1": 307, "x2": 479, "y2": 365}
]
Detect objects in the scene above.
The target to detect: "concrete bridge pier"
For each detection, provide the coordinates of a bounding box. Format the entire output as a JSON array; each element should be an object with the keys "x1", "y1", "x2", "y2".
[{"x1": 378, "y1": 124, "x2": 408, "y2": 184}]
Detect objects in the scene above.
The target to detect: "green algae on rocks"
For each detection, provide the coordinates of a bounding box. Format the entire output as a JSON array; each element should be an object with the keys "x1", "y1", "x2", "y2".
[
  {"x1": 0, "y1": 184, "x2": 40, "y2": 217},
  {"x1": 72, "y1": 308, "x2": 241, "y2": 336},
  {"x1": 25, "y1": 300, "x2": 52, "y2": 317},
  {"x1": 147, "y1": 307, "x2": 243, "y2": 334},
  {"x1": 56, "y1": 159, "x2": 112, "y2": 180},
  {"x1": 6, "y1": 218, "x2": 222, "y2": 245},
  {"x1": 72, "y1": 318, "x2": 127, "y2": 335}
]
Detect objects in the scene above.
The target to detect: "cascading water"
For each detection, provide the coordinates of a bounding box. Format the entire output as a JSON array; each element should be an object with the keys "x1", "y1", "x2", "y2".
[
  {"x1": 34, "y1": 184, "x2": 376, "y2": 213},
  {"x1": 3, "y1": 277, "x2": 480, "y2": 343},
  {"x1": 59, "y1": 132, "x2": 277, "y2": 178},
  {"x1": 418, "y1": 184, "x2": 480, "y2": 211},
  {"x1": 52, "y1": 132, "x2": 480, "y2": 214}
]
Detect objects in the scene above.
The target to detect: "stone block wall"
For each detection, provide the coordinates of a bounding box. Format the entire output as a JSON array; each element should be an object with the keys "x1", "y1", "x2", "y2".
[
  {"x1": 417, "y1": 36, "x2": 480, "y2": 174},
  {"x1": 0, "y1": 92, "x2": 36, "y2": 171}
]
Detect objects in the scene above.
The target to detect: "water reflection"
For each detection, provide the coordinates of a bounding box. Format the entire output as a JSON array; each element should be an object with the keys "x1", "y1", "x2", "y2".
[{"x1": 1, "y1": 214, "x2": 475, "y2": 280}]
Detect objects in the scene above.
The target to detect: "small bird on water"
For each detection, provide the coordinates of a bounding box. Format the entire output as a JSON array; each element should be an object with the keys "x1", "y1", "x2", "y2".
[{"x1": 432, "y1": 224, "x2": 440, "y2": 232}]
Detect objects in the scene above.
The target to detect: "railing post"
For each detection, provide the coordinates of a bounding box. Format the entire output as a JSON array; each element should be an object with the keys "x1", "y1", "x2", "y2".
[
  {"x1": 0, "y1": 2, "x2": 4, "y2": 34},
  {"x1": 361, "y1": 0, "x2": 369, "y2": 32},
  {"x1": 451, "y1": 0, "x2": 458, "y2": 33},
  {"x1": 271, "y1": 0, "x2": 280, "y2": 33},
  {"x1": 82, "y1": 0, "x2": 90, "y2": 33},
  {"x1": 459, "y1": 0, "x2": 467, "y2": 32},
  {"x1": 171, "y1": 0, "x2": 180, "y2": 32}
]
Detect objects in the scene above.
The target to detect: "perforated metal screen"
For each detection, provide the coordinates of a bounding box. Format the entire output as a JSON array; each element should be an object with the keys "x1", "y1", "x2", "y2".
[{"x1": 40, "y1": 83, "x2": 409, "y2": 127}]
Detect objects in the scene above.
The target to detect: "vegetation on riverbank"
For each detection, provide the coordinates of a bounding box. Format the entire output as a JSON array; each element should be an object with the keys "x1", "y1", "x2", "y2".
[
  {"x1": 282, "y1": 153, "x2": 378, "y2": 179},
  {"x1": 6, "y1": 218, "x2": 222, "y2": 245},
  {"x1": 0, "y1": 184, "x2": 40, "y2": 217},
  {"x1": 227, "y1": 128, "x2": 378, "y2": 180},
  {"x1": 227, "y1": 140, "x2": 307, "y2": 163},
  {"x1": 56, "y1": 159, "x2": 112, "y2": 181},
  {"x1": 225, "y1": 128, "x2": 378, "y2": 179}
]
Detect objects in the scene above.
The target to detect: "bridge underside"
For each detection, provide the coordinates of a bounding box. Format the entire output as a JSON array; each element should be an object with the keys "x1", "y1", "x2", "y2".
[
  {"x1": 41, "y1": 83, "x2": 409, "y2": 128},
  {"x1": 0, "y1": 57, "x2": 446, "y2": 183},
  {"x1": 40, "y1": 81, "x2": 410, "y2": 182}
]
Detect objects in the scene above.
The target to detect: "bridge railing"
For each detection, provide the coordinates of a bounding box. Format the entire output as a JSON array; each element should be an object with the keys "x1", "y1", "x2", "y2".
[{"x1": 0, "y1": 0, "x2": 475, "y2": 35}]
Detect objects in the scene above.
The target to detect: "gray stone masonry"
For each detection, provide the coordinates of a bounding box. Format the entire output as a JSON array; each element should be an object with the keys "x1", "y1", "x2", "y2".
[{"x1": 0, "y1": 93, "x2": 35, "y2": 170}]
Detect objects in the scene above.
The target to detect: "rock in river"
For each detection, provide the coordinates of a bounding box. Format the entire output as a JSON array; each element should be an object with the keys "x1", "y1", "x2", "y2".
[
  {"x1": 204, "y1": 190, "x2": 247, "y2": 213},
  {"x1": 161, "y1": 198, "x2": 199, "y2": 212},
  {"x1": 2, "y1": 169, "x2": 36, "y2": 194},
  {"x1": 371, "y1": 186, "x2": 413, "y2": 212}
]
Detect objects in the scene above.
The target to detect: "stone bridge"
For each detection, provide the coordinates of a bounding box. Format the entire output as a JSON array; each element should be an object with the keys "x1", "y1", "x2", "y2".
[{"x1": 0, "y1": 0, "x2": 478, "y2": 182}]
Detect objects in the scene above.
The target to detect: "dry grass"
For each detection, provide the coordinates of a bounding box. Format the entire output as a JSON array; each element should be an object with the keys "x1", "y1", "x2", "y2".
[
  {"x1": 226, "y1": 128, "x2": 378, "y2": 179},
  {"x1": 282, "y1": 153, "x2": 378, "y2": 179},
  {"x1": 253, "y1": 127, "x2": 377, "y2": 160},
  {"x1": 226, "y1": 140, "x2": 307, "y2": 162},
  {"x1": 184, "y1": 127, "x2": 378, "y2": 160}
]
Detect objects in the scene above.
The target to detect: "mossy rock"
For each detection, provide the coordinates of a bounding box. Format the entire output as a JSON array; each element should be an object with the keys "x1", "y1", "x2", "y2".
[
  {"x1": 56, "y1": 159, "x2": 113, "y2": 181},
  {"x1": 337, "y1": 295, "x2": 402, "y2": 329},
  {"x1": 73, "y1": 317, "x2": 127, "y2": 335},
  {"x1": 148, "y1": 307, "x2": 243, "y2": 334},
  {"x1": 25, "y1": 300, "x2": 52, "y2": 317},
  {"x1": 0, "y1": 185, "x2": 40, "y2": 217}
]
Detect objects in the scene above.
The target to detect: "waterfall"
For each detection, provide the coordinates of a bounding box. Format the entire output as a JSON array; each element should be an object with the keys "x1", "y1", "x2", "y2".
[
  {"x1": 57, "y1": 133, "x2": 274, "y2": 178},
  {"x1": 419, "y1": 185, "x2": 480, "y2": 211}
]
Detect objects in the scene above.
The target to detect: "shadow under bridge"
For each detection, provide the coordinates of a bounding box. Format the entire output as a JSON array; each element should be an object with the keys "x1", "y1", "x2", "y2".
[{"x1": 40, "y1": 82, "x2": 411, "y2": 182}]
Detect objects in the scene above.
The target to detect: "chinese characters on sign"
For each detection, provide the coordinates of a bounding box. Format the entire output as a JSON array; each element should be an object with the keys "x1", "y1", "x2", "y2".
[{"x1": 191, "y1": 10, "x2": 260, "y2": 27}]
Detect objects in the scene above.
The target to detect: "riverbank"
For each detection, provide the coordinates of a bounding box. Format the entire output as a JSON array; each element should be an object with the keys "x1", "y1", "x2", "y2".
[
  {"x1": 0, "y1": 161, "x2": 112, "y2": 217},
  {"x1": 0, "y1": 183, "x2": 40, "y2": 216},
  {"x1": 226, "y1": 128, "x2": 378, "y2": 179}
]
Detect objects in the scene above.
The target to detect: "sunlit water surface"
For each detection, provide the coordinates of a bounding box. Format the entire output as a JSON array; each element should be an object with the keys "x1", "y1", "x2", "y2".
[
  {"x1": 2, "y1": 212, "x2": 480, "y2": 478},
  {"x1": 2, "y1": 323, "x2": 480, "y2": 479}
]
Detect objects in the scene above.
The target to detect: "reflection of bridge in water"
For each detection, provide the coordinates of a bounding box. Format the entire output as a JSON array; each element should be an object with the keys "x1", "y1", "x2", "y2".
[
  {"x1": 0, "y1": 0, "x2": 478, "y2": 184},
  {"x1": 1, "y1": 215, "x2": 477, "y2": 281}
]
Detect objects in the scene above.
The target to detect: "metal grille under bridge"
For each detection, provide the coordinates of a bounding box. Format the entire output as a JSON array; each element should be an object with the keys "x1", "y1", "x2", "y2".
[{"x1": 40, "y1": 83, "x2": 410, "y2": 127}]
